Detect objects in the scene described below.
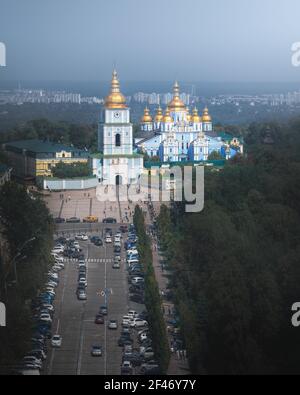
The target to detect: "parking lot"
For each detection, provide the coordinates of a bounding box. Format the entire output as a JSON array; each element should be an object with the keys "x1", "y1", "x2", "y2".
[{"x1": 45, "y1": 224, "x2": 147, "y2": 375}]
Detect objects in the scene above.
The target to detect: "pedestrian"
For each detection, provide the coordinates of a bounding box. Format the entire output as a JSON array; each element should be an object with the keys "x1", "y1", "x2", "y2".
[
  {"x1": 176, "y1": 350, "x2": 180, "y2": 360},
  {"x1": 180, "y1": 350, "x2": 184, "y2": 360},
  {"x1": 183, "y1": 350, "x2": 187, "y2": 360},
  {"x1": 168, "y1": 307, "x2": 171, "y2": 316}
]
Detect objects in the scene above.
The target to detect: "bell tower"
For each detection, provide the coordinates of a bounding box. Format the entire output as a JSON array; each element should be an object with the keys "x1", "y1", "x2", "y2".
[{"x1": 98, "y1": 70, "x2": 133, "y2": 155}]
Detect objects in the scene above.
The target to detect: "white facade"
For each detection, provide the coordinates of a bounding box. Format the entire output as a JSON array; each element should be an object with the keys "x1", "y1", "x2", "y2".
[{"x1": 93, "y1": 71, "x2": 144, "y2": 186}]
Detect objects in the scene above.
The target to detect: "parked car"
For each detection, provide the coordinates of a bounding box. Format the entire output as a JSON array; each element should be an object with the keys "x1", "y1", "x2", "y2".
[
  {"x1": 66, "y1": 217, "x2": 81, "y2": 223},
  {"x1": 103, "y1": 218, "x2": 117, "y2": 224},
  {"x1": 130, "y1": 294, "x2": 145, "y2": 304},
  {"x1": 140, "y1": 361, "x2": 159, "y2": 374},
  {"x1": 83, "y1": 216, "x2": 99, "y2": 223},
  {"x1": 130, "y1": 318, "x2": 148, "y2": 328},
  {"x1": 78, "y1": 291, "x2": 87, "y2": 301},
  {"x1": 113, "y1": 262, "x2": 121, "y2": 269},
  {"x1": 54, "y1": 217, "x2": 65, "y2": 224}
]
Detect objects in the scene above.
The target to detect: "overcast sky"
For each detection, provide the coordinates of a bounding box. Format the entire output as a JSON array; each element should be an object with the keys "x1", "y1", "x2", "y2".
[{"x1": 1, "y1": 0, "x2": 300, "y2": 82}]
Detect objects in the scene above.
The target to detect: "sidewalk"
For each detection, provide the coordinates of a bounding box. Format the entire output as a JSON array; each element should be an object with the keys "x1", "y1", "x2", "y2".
[{"x1": 149, "y1": 223, "x2": 190, "y2": 375}]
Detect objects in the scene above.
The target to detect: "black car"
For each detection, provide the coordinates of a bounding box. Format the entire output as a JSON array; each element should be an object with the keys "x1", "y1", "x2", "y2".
[
  {"x1": 118, "y1": 337, "x2": 134, "y2": 347},
  {"x1": 122, "y1": 352, "x2": 143, "y2": 367},
  {"x1": 66, "y1": 217, "x2": 81, "y2": 223},
  {"x1": 114, "y1": 246, "x2": 121, "y2": 254},
  {"x1": 130, "y1": 294, "x2": 145, "y2": 304},
  {"x1": 95, "y1": 239, "x2": 103, "y2": 247},
  {"x1": 103, "y1": 218, "x2": 117, "y2": 224},
  {"x1": 105, "y1": 228, "x2": 113, "y2": 236},
  {"x1": 54, "y1": 217, "x2": 65, "y2": 224}
]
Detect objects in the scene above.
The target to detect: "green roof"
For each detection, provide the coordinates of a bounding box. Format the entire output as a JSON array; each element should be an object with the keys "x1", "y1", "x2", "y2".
[{"x1": 4, "y1": 139, "x2": 85, "y2": 154}]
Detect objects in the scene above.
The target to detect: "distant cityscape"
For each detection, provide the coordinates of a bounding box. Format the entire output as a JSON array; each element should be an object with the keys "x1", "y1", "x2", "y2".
[{"x1": 2, "y1": 87, "x2": 300, "y2": 109}]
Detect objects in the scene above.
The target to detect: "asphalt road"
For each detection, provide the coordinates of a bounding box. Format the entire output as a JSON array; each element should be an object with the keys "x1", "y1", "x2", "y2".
[{"x1": 45, "y1": 224, "x2": 143, "y2": 375}]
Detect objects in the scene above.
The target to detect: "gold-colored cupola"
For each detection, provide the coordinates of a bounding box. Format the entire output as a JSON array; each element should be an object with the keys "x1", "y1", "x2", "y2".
[
  {"x1": 202, "y1": 106, "x2": 212, "y2": 122},
  {"x1": 168, "y1": 81, "x2": 186, "y2": 112},
  {"x1": 105, "y1": 70, "x2": 127, "y2": 109},
  {"x1": 192, "y1": 107, "x2": 201, "y2": 123},
  {"x1": 155, "y1": 106, "x2": 164, "y2": 122},
  {"x1": 163, "y1": 107, "x2": 173, "y2": 123},
  {"x1": 141, "y1": 107, "x2": 153, "y2": 123}
]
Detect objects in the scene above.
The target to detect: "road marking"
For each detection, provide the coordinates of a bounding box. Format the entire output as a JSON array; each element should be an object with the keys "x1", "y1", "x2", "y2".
[
  {"x1": 76, "y1": 304, "x2": 86, "y2": 375},
  {"x1": 48, "y1": 260, "x2": 68, "y2": 375},
  {"x1": 76, "y1": 244, "x2": 88, "y2": 376},
  {"x1": 104, "y1": 242, "x2": 107, "y2": 376}
]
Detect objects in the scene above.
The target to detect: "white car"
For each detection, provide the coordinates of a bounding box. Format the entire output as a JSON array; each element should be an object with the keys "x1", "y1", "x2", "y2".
[
  {"x1": 81, "y1": 235, "x2": 88, "y2": 241},
  {"x1": 22, "y1": 356, "x2": 42, "y2": 368},
  {"x1": 127, "y1": 259, "x2": 140, "y2": 266},
  {"x1": 127, "y1": 249, "x2": 138, "y2": 256},
  {"x1": 130, "y1": 318, "x2": 148, "y2": 328},
  {"x1": 73, "y1": 242, "x2": 80, "y2": 250},
  {"x1": 108, "y1": 320, "x2": 118, "y2": 329},
  {"x1": 131, "y1": 277, "x2": 144, "y2": 285},
  {"x1": 139, "y1": 332, "x2": 148, "y2": 342},
  {"x1": 54, "y1": 256, "x2": 64, "y2": 263},
  {"x1": 105, "y1": 236, "x2": 112, "y2": 243},
  {"x1": 51, "y1": 335, "x2": 62, "y2": 348},
  {"x1": 55, "y1": 261, "x2": 65, "y2": 269},
  {"x1": 48, "y1": 272, "x2": 58, "y2": 279},
  {"x1": 52, "y1": 247, "x2": 64, "y2": 254},
  {"x1": 39, "y1": 313, "x2": 52, "y2": 323},
  {"x1": 128, "y1": 310, "x2": 139, "y2": 318},
  {"x1": 47, "y1": 281, "x2": 58, "y2": 288},
  {"x1": 122, "y1": 316, "x2": 131, "y2": 326},
  {"x1": 78, "y1": 279, "x2": 87, "y2": 287}
]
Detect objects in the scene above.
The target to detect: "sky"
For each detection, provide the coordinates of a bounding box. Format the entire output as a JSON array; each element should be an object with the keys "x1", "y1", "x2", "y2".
[{"x1": 0, "y1": 0, "x2": 300, "y2": 82}]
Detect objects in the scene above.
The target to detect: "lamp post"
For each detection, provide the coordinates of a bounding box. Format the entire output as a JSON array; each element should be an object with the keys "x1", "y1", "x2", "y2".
[{"x1": 11, "y1": 237, "x2": 36, "y2": 287}]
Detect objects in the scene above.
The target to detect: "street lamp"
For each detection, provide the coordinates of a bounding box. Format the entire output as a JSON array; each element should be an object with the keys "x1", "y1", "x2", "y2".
[{"x1": 11, "y1": 237, "x2": 36, "y2": 288}]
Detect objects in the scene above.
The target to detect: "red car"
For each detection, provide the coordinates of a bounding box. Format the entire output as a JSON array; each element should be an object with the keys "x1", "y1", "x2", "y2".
[{"x1": 95, "y1": 314, "x2": 105, "y2": 324}]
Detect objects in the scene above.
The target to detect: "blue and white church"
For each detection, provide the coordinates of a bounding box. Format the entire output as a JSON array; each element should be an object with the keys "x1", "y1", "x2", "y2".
[
  {"x1": 90, "y1": 72, "x2": 243, "y2": 186},
  {"x1": 135, "y1": 82, "x2": 243, "y2": 162}
]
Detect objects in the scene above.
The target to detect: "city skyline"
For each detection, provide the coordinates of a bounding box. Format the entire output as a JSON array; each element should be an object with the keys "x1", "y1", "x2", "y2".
[{"x1": 1, "y1": 0, "x2": 300, "y2": 82}]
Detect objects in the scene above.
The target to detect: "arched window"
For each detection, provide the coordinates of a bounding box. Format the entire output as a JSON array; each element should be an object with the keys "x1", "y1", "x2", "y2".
[{"x1": 115, "y1": 133, "x2": 121, "y2": 147}]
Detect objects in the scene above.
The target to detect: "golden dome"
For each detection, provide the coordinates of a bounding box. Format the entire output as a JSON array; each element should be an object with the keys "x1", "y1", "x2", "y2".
[
  {"x1": 192, "y1": 107, "x2": 201, "y2": 123},
  {"x1": 202, "y1": 106, "x2": 212, "y2": 122},
  {"x1": 186, "y1": 107, "x2": 192, "y2": 122},
  {"x1": 105, "y1": 70, "x2": 127, "y2": 109},
  {"x1": 141, "y1": 107, "x2": 153, "y2": 123},
  {"x1": 163, "y1": 107, "x2": 173, "y2": 123},
  {"x1": 168, "y1": 81, "x2": 186, "y2": 112},
  {"x1": 155, "y1": 106, "x2": 164, "y2": 122}
]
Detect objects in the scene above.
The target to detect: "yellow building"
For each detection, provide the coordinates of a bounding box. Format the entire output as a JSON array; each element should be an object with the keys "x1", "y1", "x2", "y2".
[{"x1": 2, "y1": 139, "x2": 89, "y2": 180}]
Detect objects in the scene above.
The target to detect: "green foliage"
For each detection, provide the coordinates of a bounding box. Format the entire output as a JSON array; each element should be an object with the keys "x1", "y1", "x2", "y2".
[
  {"x1": 134, "y1": 206, "x2": 170, "y2": 373},
  {"x1": 157, "y1": 121, "x2": 300, "y2": 374},
  {"x1": 52, "y1": 161, "x2": 92, "y2": 179},
  {"x1": 0, "y1": 118, "x2": 98, "y2": 152},
  {"x1": 0, "y1": 182, "x2": 54, "y2": 373},
  {"x1": 208, "y1": 150, "x2": 223, "y2": 160}
]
